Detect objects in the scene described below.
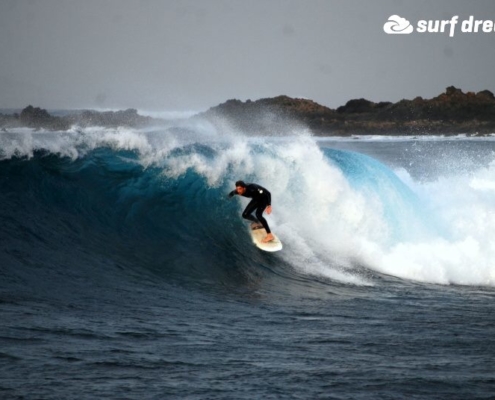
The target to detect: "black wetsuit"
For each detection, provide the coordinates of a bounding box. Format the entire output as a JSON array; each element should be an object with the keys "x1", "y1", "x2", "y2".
[{"x1": 229, "y1": 183, "x2": 272, "y2": 233}]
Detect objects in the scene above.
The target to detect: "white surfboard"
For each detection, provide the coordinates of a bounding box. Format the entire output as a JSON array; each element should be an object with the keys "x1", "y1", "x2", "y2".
[{"x1": 250, "y1": 226, "x2": 283, "y2": 252}]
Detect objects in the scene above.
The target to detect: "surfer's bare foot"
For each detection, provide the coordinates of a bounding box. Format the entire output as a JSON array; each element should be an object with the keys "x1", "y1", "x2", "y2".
[{"x1": 262, "y1": 233, "x2": 275, "y2": 243}]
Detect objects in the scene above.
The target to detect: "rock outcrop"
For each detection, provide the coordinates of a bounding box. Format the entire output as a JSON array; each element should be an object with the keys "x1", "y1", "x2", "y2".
[
  {"x1": 65, "y1": 108, "x2": 154, "y2": 128},
  {"x1": 19, "y1": 105, "x2": 71, "y2": 130},
  {"x1": 0, "y1": 106, "x2": 156, "y2": 131},
  {"x1": 200, "y1": 87, "x2": 495, "y2": 135}
]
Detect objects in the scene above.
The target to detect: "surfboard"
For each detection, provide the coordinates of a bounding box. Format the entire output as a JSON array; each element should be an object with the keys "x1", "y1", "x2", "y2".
[{"x1": 249, "y1": 225, "x2": 283, "y2": 252}]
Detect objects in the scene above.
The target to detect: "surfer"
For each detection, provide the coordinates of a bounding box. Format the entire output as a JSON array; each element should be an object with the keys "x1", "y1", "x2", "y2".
[{"x1": 228, "y1": 180, "x2": 274, "y2": 243}]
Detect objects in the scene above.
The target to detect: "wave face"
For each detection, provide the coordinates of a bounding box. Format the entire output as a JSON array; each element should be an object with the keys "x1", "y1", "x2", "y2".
[{"x1": 2, "y1": 123, "x2": 495, "y2": 288}]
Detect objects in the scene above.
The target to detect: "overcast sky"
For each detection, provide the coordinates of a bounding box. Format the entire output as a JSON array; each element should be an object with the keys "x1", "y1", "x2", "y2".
[{"x1": 1, "y1": 0, "x2": 495, "y2": 111}]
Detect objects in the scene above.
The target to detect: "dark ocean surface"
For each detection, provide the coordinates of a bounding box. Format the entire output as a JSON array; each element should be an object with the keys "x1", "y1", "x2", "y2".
[{"x1": 1, "y1": 122, "x2": 495, "y2": 399}]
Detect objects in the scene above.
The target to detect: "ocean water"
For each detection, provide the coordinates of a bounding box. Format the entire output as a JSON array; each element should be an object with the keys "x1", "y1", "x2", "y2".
[{"x1": 1, "y1": 120, "x2": 495, "y2": 399}]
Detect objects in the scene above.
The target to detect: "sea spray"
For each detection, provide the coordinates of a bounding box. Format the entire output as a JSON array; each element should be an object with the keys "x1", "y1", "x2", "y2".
[{"x1": 372, "y1": 161, "x2": 495, "y2": 285}]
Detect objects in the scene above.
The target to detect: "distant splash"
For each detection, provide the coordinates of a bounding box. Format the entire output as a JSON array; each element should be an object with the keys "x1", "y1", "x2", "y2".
[
  {"x1": 2, "y1": 122, "x2": 495, "y2": 287},
  {"x1": 136, "y1": 110, "x2": 200, "y2": 120},
  {"x1": 316, "y1": 134, "x2": 495, "y2": 143}
]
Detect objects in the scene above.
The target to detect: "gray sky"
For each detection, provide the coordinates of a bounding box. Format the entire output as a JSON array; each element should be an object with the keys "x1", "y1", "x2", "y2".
[{"x1": 1, "y1": 0, "x2": 495, "y2": 111}]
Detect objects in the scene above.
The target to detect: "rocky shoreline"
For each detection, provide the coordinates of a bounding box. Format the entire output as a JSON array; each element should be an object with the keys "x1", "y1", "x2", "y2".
[
  {"x1": 199, "y1": 86, "x2": 495, "y2": 136},
  {"x1": 2, "y1": 86, "x2": 495, "y2": 136}
]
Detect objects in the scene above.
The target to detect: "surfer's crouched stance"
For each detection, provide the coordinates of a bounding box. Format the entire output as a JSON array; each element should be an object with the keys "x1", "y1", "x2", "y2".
[{"x1": 228, "y1": 180, "x2": 274, "y2": 243}]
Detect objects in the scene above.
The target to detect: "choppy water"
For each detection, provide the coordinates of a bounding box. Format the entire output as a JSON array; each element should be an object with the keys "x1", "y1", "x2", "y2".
[{"x1": 1, "y1": 121, "x2": 495, "y2": 399}]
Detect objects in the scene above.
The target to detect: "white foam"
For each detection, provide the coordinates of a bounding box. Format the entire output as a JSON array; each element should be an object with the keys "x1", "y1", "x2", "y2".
[
  {"x1": 206, "y1": 134, "x2": 495, "y2": 287},
  {"x1": 367, "y1": 162, "x2": 495, "y2": 285}
]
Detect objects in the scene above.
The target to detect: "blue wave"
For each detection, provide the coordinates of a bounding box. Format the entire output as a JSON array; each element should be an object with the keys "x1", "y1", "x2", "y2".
[
  {"x1": 0, "y1": 140, "x2": 440, "y2": 292},
  {"x1": 0, "y1": 148, "x2": 280, "y2": 296}
]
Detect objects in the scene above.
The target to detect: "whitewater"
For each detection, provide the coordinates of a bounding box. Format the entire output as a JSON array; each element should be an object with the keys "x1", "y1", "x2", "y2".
[{"x1": 2, "y1": 117, "x2": 495, "y2": 399}]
